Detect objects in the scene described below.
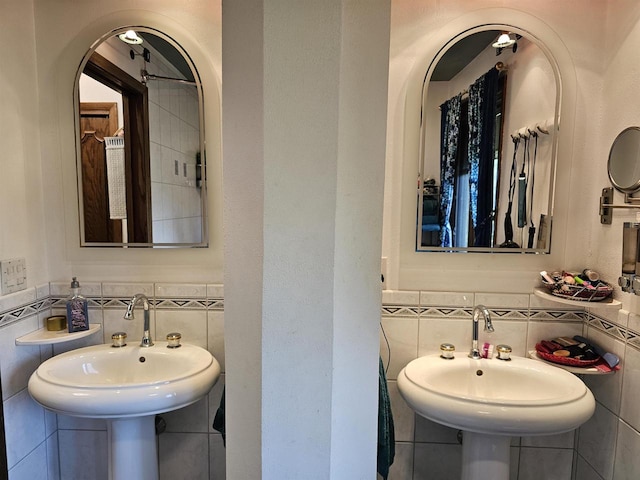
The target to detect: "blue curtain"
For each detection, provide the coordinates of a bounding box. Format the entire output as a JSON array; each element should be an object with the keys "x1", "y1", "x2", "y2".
[
  {"x1": 468, "y1": 68, "x2": 499, "y2": 247},
  {"x1": 439, "y1": 94, "x2": 462, "y2": 247}
]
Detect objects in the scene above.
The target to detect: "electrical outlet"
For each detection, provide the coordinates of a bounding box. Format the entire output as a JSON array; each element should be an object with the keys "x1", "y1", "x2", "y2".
[{"x1": 0, "y1": 258, "x2": 27, "y2": 295}]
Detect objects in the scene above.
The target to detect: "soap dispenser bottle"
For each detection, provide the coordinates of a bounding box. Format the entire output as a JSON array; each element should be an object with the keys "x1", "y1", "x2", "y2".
[{"x1": 66, "y1": 277, "x2": 89, "y2": 332}]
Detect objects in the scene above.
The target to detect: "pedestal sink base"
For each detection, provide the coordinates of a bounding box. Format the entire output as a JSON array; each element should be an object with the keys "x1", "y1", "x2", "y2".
[
  {"x1": 461, "y1": 432, "x2": 510, "y2": 480},
  {"x1": 108, "y1": 416, "x2": 158, "y2": 480}
]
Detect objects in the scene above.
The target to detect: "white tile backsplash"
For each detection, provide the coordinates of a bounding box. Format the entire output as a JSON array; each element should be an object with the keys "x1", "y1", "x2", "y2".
[
  {"x1": 0, "y1": 287, "x2": 37, "y2": 313},
  {"x1": 418, "y1": 317, "x2": 468, "y2": 357},
  {"x1": 207, "y1": 284, "x2": 224, "y2": 299},
  {"x1": 583, "y1": 327, "x2": 625, "y2": 414},
  {"x1": 419, "y1": 291, "x2": 474, "y2": 307},
  {"x1": 382, "y1": 289, "x2": 420, "y2": 306},
  {"x1": 0, "y1": 315, "x2": 41, "y2": 398},
  {"x1": 101, "y1": 282, "x2": 154, "y2": 298},
  {"x1": 156, "y1": 309, "x2": 207, "y2": 348},
  {"x1": 475, "y1": 292, "x2": 530, "y2": 309},
  {"x1": 380, "y1": 316, "x2": 419, "y2": 379},
  {"x1": 155, "y1": 282, "x2": 207, "y2": 299},
  {"x1": 2, "y1": 283, "x2": 639, "y2": 480}
]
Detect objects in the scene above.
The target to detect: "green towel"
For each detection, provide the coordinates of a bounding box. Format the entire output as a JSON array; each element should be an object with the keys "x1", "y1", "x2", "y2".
[
  {"x1": 378, "y1": 357, "x2": 395, "y2": 479},
  {"x1": 212, "y1": 386, "x2": 226, "y2": 446}
]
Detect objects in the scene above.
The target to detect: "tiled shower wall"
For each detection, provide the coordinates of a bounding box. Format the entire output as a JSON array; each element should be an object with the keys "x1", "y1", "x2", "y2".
[
  {"x1": 379, "y1": 290, "x2": 640, "y2": 480},
  {"x1": 147, "y1": 57, "x2": 203, "y2": 244},
  {"x1": 2, "y1": 285, "x2": 640, "y2": 480}
]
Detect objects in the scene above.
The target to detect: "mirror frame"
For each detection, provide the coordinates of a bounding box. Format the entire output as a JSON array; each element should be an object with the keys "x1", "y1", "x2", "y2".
[
  {"x1": 415, "y1": 25, "x2": 561, "y2": 254},
  {"x1": 608, "y1": 126, "x2": 640, "y2": 194},
  {"x1": 73, "y1": 26, "x2": 208, "y2": 248}
]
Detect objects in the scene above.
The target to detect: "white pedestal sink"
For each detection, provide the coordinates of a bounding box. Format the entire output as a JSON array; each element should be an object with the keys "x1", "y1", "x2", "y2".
[
  {"x1": 28, "y1": 341, "x2": 221, "y2": 480},
  {"x1": 398, "y1": 353, "x2": 595, "y2": 480}
]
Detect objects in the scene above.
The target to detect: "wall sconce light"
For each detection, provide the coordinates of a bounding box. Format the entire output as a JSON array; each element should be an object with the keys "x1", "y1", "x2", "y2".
[
  {"x1": 118, "y1": 30, "x2": 144, "y2": 45},
  {"x1": 492, "y1": 32, "x2": 518, "y2": 56}
]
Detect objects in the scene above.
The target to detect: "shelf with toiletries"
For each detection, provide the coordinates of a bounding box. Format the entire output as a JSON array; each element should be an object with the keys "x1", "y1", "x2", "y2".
[
  {"x1": 16, "y1": 324, "x2": 101, "y2": 345},
  {"x1": 533, "y1": 287, "x2": 621, "y2": 307},
  {"x1": 528, "y1": 350, "x2": 617, "y2": 375},
  {"x1": 535, "y1": 269, "x2": 621, "y2": 307},
  {"x1": 528, "y1": 335, "x2": 620, "y2": 375}
]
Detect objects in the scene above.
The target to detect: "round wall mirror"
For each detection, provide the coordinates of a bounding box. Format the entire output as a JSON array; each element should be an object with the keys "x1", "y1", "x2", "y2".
[
  {"x1": 608, "y1": 127, "x2": 640, "y2": 193},
  {"x1": 74, "y1": 26, "x2": 207, "y2": 247}
]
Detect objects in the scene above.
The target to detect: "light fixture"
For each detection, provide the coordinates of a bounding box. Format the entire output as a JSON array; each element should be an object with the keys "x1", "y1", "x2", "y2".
[
  {"x1": 492, "y1": 32, "x2": 516, "y2": 49},
  {"x1": 492, "y1": 32, "x2": 518, "y2": 56},
  {"x1": 118, "y1": 30, "x2": 143, "y2": 45}
]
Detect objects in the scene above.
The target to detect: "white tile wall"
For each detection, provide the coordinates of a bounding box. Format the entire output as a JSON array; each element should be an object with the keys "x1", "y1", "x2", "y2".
[
  {"x1": 0, "y1": 281, "x2": 226, "y2": 480},
  {"x1": 381, "y1": 290, "x2": 639, "y2": 480},
  {"x1": 1, "y1": 285, "x2": 640, "y2": 480}
]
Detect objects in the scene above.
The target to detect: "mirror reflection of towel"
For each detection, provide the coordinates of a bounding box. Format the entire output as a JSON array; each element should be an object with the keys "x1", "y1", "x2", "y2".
[{"x1": 105, "y1": 136, "x2": 127, "y2": 220}]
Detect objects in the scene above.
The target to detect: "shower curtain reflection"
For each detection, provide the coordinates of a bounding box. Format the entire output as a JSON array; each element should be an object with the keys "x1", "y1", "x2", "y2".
[{"x1": 437, "y1": 68, "x2": 504, "y2": 248}]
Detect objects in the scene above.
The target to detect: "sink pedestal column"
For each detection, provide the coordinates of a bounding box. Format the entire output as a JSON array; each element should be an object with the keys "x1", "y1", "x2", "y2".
[
  {"x1": 461, "y1": 432, "x2": 510, "y2": 480},
  {"x1": 108, "y1": 416, "x2": 158, "y2": 480}
]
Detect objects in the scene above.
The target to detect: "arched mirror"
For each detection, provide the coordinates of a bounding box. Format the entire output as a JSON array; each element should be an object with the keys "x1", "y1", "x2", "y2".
[
  {"x1": 416, "y1": 28, "x2": 559, "y2": 253},
  {"x1": 608, "y1": 127, "x2": 640, "y2": 193},
  {"x1": 74, "y1": 27, "x2": 207, "y2": 247}
]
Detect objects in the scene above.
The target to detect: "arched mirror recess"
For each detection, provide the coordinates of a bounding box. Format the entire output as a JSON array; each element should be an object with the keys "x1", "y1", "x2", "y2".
[
  {"x1": 416, "y1": 27, "x2": 560, "y2": 253},
  {"x1": 74, "y1": 26, "x2": 207, "y2": 247}
]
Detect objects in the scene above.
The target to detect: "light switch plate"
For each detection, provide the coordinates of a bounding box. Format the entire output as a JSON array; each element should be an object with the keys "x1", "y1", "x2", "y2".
[{"x1": 1, "y1": 258, "x2": 27, "y2": 295}]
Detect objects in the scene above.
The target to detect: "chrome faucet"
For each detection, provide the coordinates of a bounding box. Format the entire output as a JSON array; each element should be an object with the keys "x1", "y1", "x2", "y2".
[
  {"x1": 123, "y1": 293, "x2": 154, "y2": 347},
  {"x1": 469, "y1": 305, "x2": 494, "y2": 359}
]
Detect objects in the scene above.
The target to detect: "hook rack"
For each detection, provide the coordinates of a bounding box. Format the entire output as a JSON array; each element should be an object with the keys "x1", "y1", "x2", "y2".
[{"x1": 599, "y1": 187, "x2": 640, "y2": 224}]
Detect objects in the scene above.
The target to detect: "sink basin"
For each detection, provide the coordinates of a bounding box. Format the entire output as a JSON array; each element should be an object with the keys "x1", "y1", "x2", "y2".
[
  {"x1": 28, "y1": 341, "x2": 221, "y2": 480},
  {"x1": 28, "y1": 341, "x2": 220, "y2": 418},
  {"x1": 398, "y1": 353, "x2": 595, "y2": 480}
]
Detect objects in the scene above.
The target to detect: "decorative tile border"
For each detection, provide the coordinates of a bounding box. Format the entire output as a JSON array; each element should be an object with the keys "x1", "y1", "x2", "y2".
[
  {"x1": 383, "y1": 306, "x2": 581, "y2": 322},
  {"x1": 50, "y1": 294, "x2": 224, "y2": 311},
  {"x1": 418, "y1": 307, "x2": 469, "y2": 318},
  {"x1": 0, "y1": 297, "x2": 52, "y2": 328},
  {"x1": 529, "y1": 309, "x2": 585, "y2": 322},
  {"x1": 4, "y1": 284, "x2": 638, "y2": 352},
  {"x1": 381, "y1": 306, "x2": 419, "y2": 317},
  {"x1": 587, "y1": 312, "x2": 640, "y2": 351},
  {"x1": 627, "y1": 329, "x2": 640, "y2": 350}
]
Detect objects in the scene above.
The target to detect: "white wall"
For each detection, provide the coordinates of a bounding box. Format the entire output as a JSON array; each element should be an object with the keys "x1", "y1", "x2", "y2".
[
  {"x1": 0, "y1": 0, "x2": 49, "y2": 287},
  {"x1": 33, "y1": 0, "x2": 223, "y2": 284},
  {"x1": 385, "y1": 2, "x2": 581, "y2": 292}
]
